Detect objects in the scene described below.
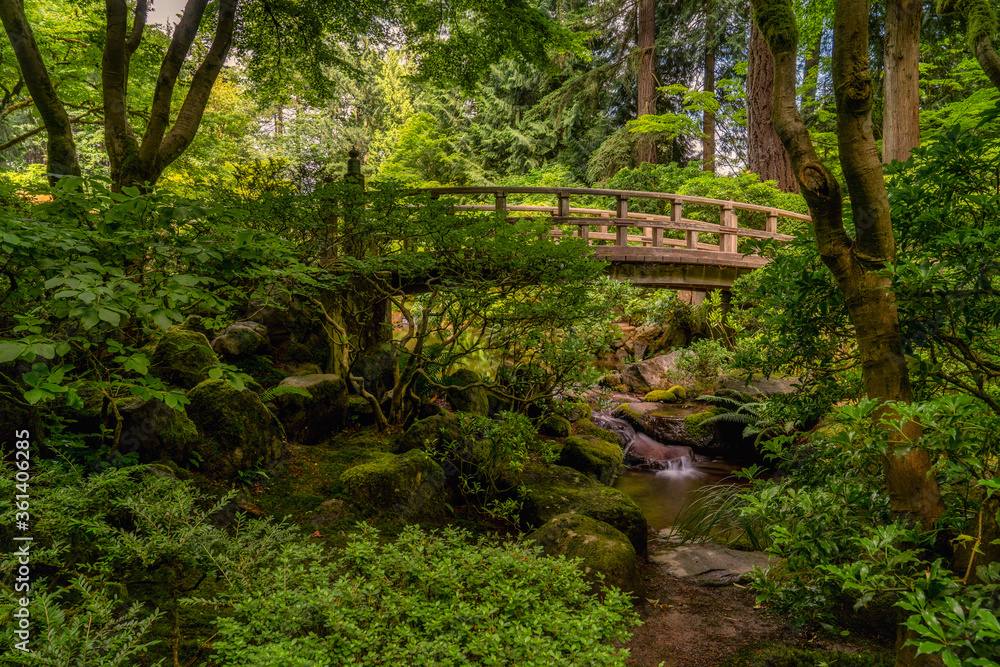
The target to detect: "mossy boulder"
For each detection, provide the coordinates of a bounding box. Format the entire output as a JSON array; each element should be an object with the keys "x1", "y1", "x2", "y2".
[
  {"x1": 572, "y1": 418, "x2": 619, "y2": 445},
  {"x1": 340, "y1": 449, "x2": 447, "y2": 522},
  {"x1": 520, "y1": 462, "x2": 647, "y2": 555},
  {"x1": 528, "y1": 513, "x2": 642, "y2": 595},
  {"x1": 539, "y1": 414, "x2": 571, "y2": 438},
  {"x1": 558, "y1": 436, "x2": 622, "y2": 485},
  {"x1": 444, "y1": 369, "x2": 489, "y2": 416},
  {"x1": 151, "y1": 327, "x2": 218, "y2": 389},
  {"x1": 185, "y1": 379, "x2": 285, "y2": 480},
  {"x1": 116, "y1": 397, "x2": 200, "y2": 464},
  {"x1": 644, "y1": 385, "x2": 686, "y2": 403},
  {"x1": 564, "y1": 402, "x2": 592, "y2": 422},
  {"x1": 346, "y1": 395, "x2": 375, "y2": 426},
  {"x1": 397, "y1": 411, "x2": 462, "y2": 454},
  {"x1": 272, "y1": 374, "x2": 348, "y2": 445},
  {"x1": 211, "y1": 321, "x2": 268, "y2": 358},
  {"x1": 684, "y1": 407, "x2": 726, "y2": 439}
]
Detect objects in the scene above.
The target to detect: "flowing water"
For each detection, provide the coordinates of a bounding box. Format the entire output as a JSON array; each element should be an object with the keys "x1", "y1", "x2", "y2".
[{"x1": 595, "y1": 410, "x2": 744, "y2": 530}]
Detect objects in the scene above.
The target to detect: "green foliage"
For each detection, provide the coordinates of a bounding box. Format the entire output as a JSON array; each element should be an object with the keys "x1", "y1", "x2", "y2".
[
  {"x1": 676, "y1": 338, "x2": 733, "y2": 384},
  {"x1": 203, "y1": 523, "x2": 639, "y2": 666}
]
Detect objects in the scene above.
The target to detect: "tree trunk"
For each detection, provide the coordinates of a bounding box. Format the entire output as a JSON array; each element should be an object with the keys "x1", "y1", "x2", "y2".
[
  {"x1": 883, "y1": 0, "x2": 921, "y2": 164},
  {"x1": 702, "y1": 0, "x2": 716, "y2": 173},
  {"x1": 747, "y1": 21, "x2": 798, "y2": 193},
  {"x1": 0, "y1": 0, "x2": 80, "y2": 184},
  {"x1": 103, "y1": 0, "x2": 237, "y2": 191},
  {"x1": 635, "y1": 0, "x2": 657, "y2": 165},
  {"x1": 750, "y1": 0, "x2": 943, "y2": 527}
]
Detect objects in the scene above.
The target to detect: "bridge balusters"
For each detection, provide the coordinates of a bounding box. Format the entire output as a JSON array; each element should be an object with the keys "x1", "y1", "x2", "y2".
[
  {"x1": 615, "y1": 195, "x2": 629, "y2": 246},
  {"x1": 674, "y1": 200, "x2": 695, "y2": 250}
]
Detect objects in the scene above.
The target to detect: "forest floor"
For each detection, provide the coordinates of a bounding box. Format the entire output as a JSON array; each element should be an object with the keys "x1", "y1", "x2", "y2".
[{"x1": 620, "y1": 537, "x2": 897, "y2": 667}]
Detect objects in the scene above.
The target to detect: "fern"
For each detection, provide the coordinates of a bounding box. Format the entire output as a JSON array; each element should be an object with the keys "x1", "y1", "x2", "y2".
[{"x1": 259, "y1": 384, "x2": 311, "y2": 403}]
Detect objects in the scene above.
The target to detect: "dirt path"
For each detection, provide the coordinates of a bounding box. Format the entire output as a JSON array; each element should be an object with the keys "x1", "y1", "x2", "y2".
[{"x1": 620, "y1": 548, "x2": 896, "y2": 666}]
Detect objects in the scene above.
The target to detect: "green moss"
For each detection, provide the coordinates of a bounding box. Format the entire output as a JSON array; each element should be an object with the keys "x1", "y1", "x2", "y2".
[
  {"x1": 612, "y1": 403, "x2": 645, "y2": 426},
  {"x1": 397, "y1": 411, "x2": 462, "y2": 453},
  {"x1": 754, "y1": 0, "x2": 799, "y2": 55},
  {"x1": 572, "y1": 418, "x2": 618, "y2": 444},
  {"x1": 540, "y1": 414, "x2": 572, "y2": 438},
  {"x1": 644, "y1": 385, "x2": 686, "y2": 402},
  {"x1": 151, "y1": 328, "x2": 218, "y2": 389},
  {"x1": 340, "y1": 449, "x2": 447, "y2": 522},
  {"x1": 528, "y1": 513, "x2": 642, "y2": 595},
  {"x1": 520, "y1": 462, "x2": 647, "y2": 555},
  {"x1": 235, "y1": 354, "x2": 286, "y2": 388},
  {"x1": 685, "y1": 407, "x2": 727, "y2": 438},
  {"x1": 558, "y1": 435, "x2": 623, "y2": 485},
  {"x1": 185, "y1": 379, "x2": 285, "y2": 479}
]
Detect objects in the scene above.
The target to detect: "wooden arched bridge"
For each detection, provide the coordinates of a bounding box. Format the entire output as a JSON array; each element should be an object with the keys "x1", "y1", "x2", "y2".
[{"x1": 419, "y1": 187, "x2": 808, "y2": 290}]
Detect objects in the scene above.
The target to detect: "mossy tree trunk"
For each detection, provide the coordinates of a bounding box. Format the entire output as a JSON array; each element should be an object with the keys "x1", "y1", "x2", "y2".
[
  {"x1": 750, "y1": 0, "x2": 944, "y2": 520},
  {"x1": 0, "y1": 0, "x2": 81, "y2": 184}
]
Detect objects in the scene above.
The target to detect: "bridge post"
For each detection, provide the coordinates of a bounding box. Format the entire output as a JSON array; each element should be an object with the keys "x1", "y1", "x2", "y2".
[
  {"x1": 719, "y1": 203, "x2": 737, "y2": 253},
  {"x1": 615, "y1": 195, "x2": 629, "y2": 246},
  {"x1": 673, "y1": 199, "x2": 696, "y2": 250},
  {"x1": 495, "y1": 191, "x2": 507, "y2": 219},
  {"x1": 766, "y1": 212, "x2": 778, "y2": 234}
]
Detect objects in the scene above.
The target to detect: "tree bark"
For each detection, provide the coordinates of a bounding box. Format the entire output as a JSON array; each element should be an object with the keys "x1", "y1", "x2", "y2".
[
  {"x1": 0, "y1": 0, "x2": 81, "y2": 184},
  {"x1": 976, "y1": 36, "x2": 1000, "y2": 91},
  {"x1": 702, "y1": 0, "x2": 717, "y2": 173},
  {"x1": 883, "y1": 0, "x2": 921, "y2": 164},
  {"x1": 747, "y1": 21, "x2": 798, "y2": 193},
  {"x1": 750, "y1": 0, "x2": 943, "y2": 526},
  {"x1": 635, "y1": 0, "x2": 657, "y2": 165},
  {"x1": 103, "y1": 0, "x2": 237, "y2": 191}
]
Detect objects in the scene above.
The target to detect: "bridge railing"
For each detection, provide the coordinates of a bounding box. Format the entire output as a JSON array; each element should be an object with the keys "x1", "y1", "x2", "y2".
[{"x1": 417, "y1": 186, "x2": 807, "y2": 259}]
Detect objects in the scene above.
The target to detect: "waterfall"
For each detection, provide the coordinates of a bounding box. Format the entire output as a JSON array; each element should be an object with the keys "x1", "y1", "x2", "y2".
[{"x1": 592, "y1": 412, "x2": 636, "y2": 456}]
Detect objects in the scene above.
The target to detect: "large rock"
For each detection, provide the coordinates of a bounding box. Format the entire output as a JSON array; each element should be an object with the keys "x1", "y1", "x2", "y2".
[
  {"x1": 572, "y1": 418, "x2": 618, "y2": 444},
  {"x1": 151, "y1": 327, "x2": 218, "y2": 389},
  {"x1": 520, "y1": 462, "x2": 647, "y2": 555},
  {"x1": 349, "y1": 342, "x2": 397, "y2": 401},
  {"x1": 444, "y1": 368, "x2": 489, "y2": 416},
  {"x1": 529, "y1": 513, "x2": 643, "y2": 595},
  {"x1": 558, "y1": 435, "x2": 622, "y2": 485},
  {"x1": 272, "y1": 374, "x2": 348, "y2": 445},
  {"x1": 340, "y1": 449, "x2": 447, "y2": 522},
  {"x1": 714, "y1": 374, "x2": 799, "y2": 397},
  {"x1": 211, "y1": 321, "x2": 268, "y2": 358},
  {"x1": 116, "y1": 397, "x2": 200, "y2": 464},
  {"x1": 396, "y1": 411, "x2": 462, "y2": 454},
  {"x1": 185, "y1": 379, "x2": 285, "y2": 480},
  {"x1": 619, "y1": 351, "x2": 694, "y2": 394},
  {"x1": 613, "y1": 402, "x2": 713, "y2": 449},
  {"x1": 624, "y1": 434, "x2": 693, "y2": 471},
  {"x1": 539, "y1": 414, "x2": 571, "y2": 438},
  {"x1": 650, "y1": 543, "x2": 777, "y2": 587}
]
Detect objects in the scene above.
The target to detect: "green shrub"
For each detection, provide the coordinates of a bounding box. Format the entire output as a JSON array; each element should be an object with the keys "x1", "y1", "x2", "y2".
[{"x1": 207, "y1": 523, "x2": 640, "y2": 666}]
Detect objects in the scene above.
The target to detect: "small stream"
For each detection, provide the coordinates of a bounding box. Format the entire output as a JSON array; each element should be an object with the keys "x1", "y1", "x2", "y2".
[{"x1": 595, "y1": 410, "x2": 745, "y2": 531}]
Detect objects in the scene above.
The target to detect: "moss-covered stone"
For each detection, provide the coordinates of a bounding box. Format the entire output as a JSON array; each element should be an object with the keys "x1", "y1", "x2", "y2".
[
  {"x1": 564, "y1": 402, "x2": 592, "y2": 422},
  {"x1": 572, "y1": 418, "x2": 618, "y2": 445},
  {"x1": 539, "y1": 414, "x2": 571, "y2": 438},
  {"x1": 185, "y1": 379, "x2": 285, "y2": 480},
  {"x1": 346, "y1": 395, "x2": 375, "y2": 426},
  {"x1": 528, "y1": 513, "x2": 642, "y2": 595},
  {"x1": 644, "y1": 385, "x2": 686, "y2": 403},
  {"x1": 520, "y1": 462, "x2": 647, "y2": 555},
  {"x1": 684, "y1": 407, "x2": 726, "y2": 439},
  {"x1": 612, "y1": 403, "x2": 645, "y2": 427},
  {"x1": 151, "y1": 327, "x2": 218, "y2": 389},
  {"x1": 349, "y1": 342, "x2": 398, "y2": 401},
  {"x1": 211, "y1": 321, "x2": 268, "y2": 358},
  {"x1": 558, "y1": 435, "x2": 622, "y2": 485},
  {"x1": 397, "y1": 411, "x2": 462, "y2": 453},
  {"x1": 235, "y1": 354, "x2": 286, "y2": 388},
  {"x1": 117, "y1": 397, "x2": 200, "y2": 465},
  {"x1": 272, "y1": 374, "x2": 348, "y2": 445},
  {"x1": 340, "y1": 449, "x2": 447, "y2": 522},
  {"x1": 444, "y1": 369, "x2": 489, "y2": 416}
]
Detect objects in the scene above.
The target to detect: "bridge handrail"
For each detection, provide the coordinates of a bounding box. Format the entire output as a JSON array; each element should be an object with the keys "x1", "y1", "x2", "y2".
[{"x1": 418, "y1": 186, "x2": 812, "y2": 222}]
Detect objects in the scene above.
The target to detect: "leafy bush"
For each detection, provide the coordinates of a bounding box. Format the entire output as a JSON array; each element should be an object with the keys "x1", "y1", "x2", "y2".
[
  {"x1": 676, "y1": 338, "x2": 732, "y2": 384},
  {"x1": 203, "y1": 523, "x2": 640, "y2": 666}
]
